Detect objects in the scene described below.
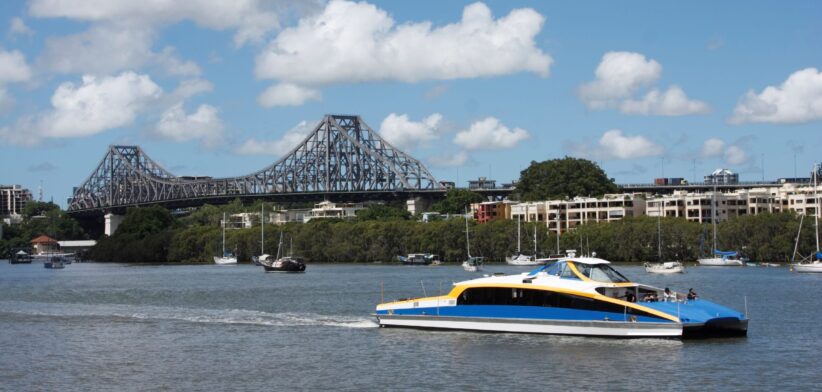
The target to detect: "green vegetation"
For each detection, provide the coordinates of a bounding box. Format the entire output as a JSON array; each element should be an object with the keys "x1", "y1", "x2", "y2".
[
  {"x1": 81, "y1": 201, "x2": 816, "y2": 263},
  {"x1": 515, "y1": 157, "x2": 619, "y2": 201},
  {"x1": 428, "y1": 189, "x2": 484, "y2": 214},
  {"x1": 0, "y1": 201, "x2": 87, "y2": 257}
]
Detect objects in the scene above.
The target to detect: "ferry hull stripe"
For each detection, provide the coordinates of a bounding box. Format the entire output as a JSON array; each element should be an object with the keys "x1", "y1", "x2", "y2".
[{"x1": 377, "y1": 314, "x2": 682, "y2": 337}]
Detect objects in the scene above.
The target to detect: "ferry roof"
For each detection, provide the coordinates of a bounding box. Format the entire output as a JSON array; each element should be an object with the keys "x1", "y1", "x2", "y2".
[{"x1": 564, "y1": 257, "x2": 611, "y2": 265}]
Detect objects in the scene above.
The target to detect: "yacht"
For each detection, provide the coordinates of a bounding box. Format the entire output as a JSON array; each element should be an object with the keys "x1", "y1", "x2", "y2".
[
  {"x1": 213, "y1": 212, "x2": 238, "y2": 265},
  {"x1": 462, "y1": 211, "x2": 483, "y2": 272},
  {"x1": 375, "y1": 256, "x2": 748, "y2": 338},
  {"x1": 261, "y1": 232, "x2": 306, "y2": 273},
  {"x1": 792, "y1": 164, "x2": 822, "y2": 273},
  {"x1": 645, "y1": 204, "x2": 684, "y2": 273},
  {"x1": 506, "y1": 217, "x2": 541, "y2": 266},
  {"x1": 398, "y1": 253, "x2": 438, "y2": 265},
  {"x1": 698, "y1": 185, "x2": 742, "y2": 266}
]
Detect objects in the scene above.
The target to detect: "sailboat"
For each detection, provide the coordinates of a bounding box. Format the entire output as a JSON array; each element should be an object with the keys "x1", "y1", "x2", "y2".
[
  {"x1": 462, "y1": 210, "x2": 483, "y2": 272},
  {"x1": 213, "y1": 212, "x2": 238, "y2": 265},
  {"x1": 698, "y1": 185, "x2": 743, "y2": 266},
  {"x1": 645, "y1": 201, "x2": 684, "y2": 273},
  {"x1": 506, "y1": 216, "x2": 540, "y2": 265},
  {"x1": 252, "y1": 204, "x2": 269, "y2": 266},
  {"x1": 261, "y1": 232, "x2": 306, "y2": 272},
  {"x1": 792, "y1": 164, "x2": 822, "y2": 273}
]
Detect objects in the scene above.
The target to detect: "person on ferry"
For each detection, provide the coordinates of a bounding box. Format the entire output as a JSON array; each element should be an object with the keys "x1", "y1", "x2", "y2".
[
  {"x1": 663, "y1": 288, "x2": 675, "y2": 301},
  {"x1": 642, "y1": 292, "x2": 658, "y2": 302},
  {"x1": 687, "y1": 288, "x2": 698, "y2": 300}
]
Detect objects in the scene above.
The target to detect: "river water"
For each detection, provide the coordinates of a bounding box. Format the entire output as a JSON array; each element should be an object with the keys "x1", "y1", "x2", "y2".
[{"x1": 1, "y1": 261, "x2": 820, "y2": 391}]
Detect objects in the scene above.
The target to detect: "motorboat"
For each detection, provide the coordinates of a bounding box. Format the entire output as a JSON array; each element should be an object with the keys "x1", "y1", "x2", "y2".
[
  {"x1": 698, "y1": 250, "x2": 744, "y2": 266},
  {"x1": 398, "y1": 253, "x2": 438, "y2": 265},
  {"x1": 645, "y1": 261, "x2": 685, "y2": 274},
  {"x1": 44, "y1": 256, "x2": 65, "y2": 269},
  {"x1": 462, "y1": 256, "x2": 483, "y2": 272},
  {"x1": 376, "y1": 256, "x2": 748, "y2": 338},
  {"x1": 260, "y1": 232, "x2": 306, "y2": 273},
  {"x1": 213, "y1": 212, "x2": 237, "y2": 265}
]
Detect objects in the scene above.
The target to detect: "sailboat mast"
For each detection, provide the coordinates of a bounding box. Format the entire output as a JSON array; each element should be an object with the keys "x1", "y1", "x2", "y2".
[
  {"x1": 517, "y1": 215, "x2": 521, "y2": 254},
  {"x1": 222, "y1": 212, "x2": 226, "y2": 255},
  {"x1": 261, "y1": 204, "x2": 265, "y2": 255},
  {"x1": 465, "y1": 209, "x2": 471, "y2": 258},
  {"x1": 534, "y1": 222, "x2": 537, "y2": 256},
  {"x1": 814, "y1": 163, "x2": 819, "y2": 253},
  {"x1": 658, "y1": 200, "x2": 662, "y2": 261},
  {"x1": 712, "y1": 184, "x2": 717, "y2": 254}
]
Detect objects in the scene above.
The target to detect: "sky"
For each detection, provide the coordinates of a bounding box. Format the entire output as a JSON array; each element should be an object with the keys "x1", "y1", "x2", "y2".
[{"x1": 1, "y1": 0, "x2": 821, "y2": 206}]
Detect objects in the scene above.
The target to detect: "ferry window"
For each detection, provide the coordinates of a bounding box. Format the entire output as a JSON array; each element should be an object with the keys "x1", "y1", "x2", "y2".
[
  {"x1": 572, "y1": 263, "x2": 629, "y2": 283},
  {"x1": 559, "y1": 263, "x2": 578, "y2": 279},
  {"x1": 542, "y1": 262, "x2": 561, "y2": 276}
]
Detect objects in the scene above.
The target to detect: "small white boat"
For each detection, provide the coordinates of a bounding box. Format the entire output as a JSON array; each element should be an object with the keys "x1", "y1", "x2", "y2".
[
  {"x1": 214, "y1": 212, "x2": 237, "y2": 265},
  {"x1": 506, "y1": 217, "x2": 541, "y2": 266},
  {"x1": 698, "y1": 252, "x2": 744, "y2": 266},
  {"x1": 462, "y1": 256, "x2": 483, "y2": 272},
  {"x1": 462, "y1": 210, "x2": 483, "y2": 272},
  {"x1": 645, "y1": 261, "x2": 685, "y2": 274},
  {"x1": 646, "y1": 205, "x2": 684, "y2": 273},
  {"x1": 44, "y1": 256, "x2": 65, "y2": 269},
  {"x1": 791, "y1": 164, "x2": 821, "y2": 273}
]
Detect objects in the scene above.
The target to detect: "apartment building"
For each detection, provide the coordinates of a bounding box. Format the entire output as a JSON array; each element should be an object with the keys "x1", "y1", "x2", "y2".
[
  {"x1": 471, "y1": 201, "x2": 515, "y2": 224},
  {"x1": 1, "y1": 185, "x2": 32, "y2": 218}
]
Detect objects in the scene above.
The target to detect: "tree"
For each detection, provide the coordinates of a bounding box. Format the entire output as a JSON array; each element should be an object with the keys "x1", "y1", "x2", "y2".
[
  {"x1": 515, "y1": 157, "x2": 618, "y2": 201},
  {"x1": 356, "y1": 204, "x2": 410, "y2": 221},
  {"x1": 428, "y1": 189, "x2": 484, "y2": 214}
]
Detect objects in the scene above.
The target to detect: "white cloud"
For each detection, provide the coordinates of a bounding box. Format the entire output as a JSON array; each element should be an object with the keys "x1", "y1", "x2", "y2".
[
  {"x1": 453, "y1": 117, "x2": 529, "y2": 151},
  {"x1": 578, "y1": 51, "x2": 661, "y2": 108},
  {"x1": 0, "y1": 88, "x2": 14, "y2": 111},
  {"x1": 42, "y1": 72, "x2": 161, "y2": 138},
  {"x1": 569, "y1": 129, "x2": 664, "y2": 160},
  {"x1": 724, "y1": 145, "x2": 747, "y2": 165},
  {"x1": 234, "y1": 120, "x2": 316, "y2": 156},
  {"x1": 578, "y1": 51, "x2": 709, "y2": 116},
  {"x1": 169, "y1": 78, "x2": 213, "y2": 101},
  {"x1": 428, "y1": 151, "x2": 468, "y2": 167},
  {"x1": 9, "y1": 17, "x2": 34, "y2": 36},
  {"x1": 701, "y1": 138, "x2": 725, "y2": 158},
  {"x1": 424, "y1": 84, "x2": 449, "y2": 100},
  {"x1": 0, "y1": 48, "x2": 33, "y2": 83},
  {"x1": 620, "y1": 86, "x2": 710, "y2": 116},
  {"x1": 729, "y1": 67, "x2": 822, "y2": 124},
  {"x1": 379, "y1": 113, "x2": 443, "y2": 150},
  {"x1": 152, "y1": 102, "x2": 224, "y2": 148},
  {"x1": 258, "y1": 83, "x2": 321, "y2": 107},
  {"x1": 700, "y1": 137, "x2": 749, "y2": 165},
  {"x1": 36, "y1": 24, "x2": 200, "y2": 76},
  {"x1": 0, "y1": 71, "x2": 162, "y2": 145},
  {"x1": 28, "y1": 0, "x2": 297, "y2": 46},
  {"x1": 255, "y1": 1, "x2": 551, "y2": 106}
]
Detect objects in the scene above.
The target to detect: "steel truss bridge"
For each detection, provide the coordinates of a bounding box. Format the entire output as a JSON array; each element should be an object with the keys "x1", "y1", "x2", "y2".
[{"x1": 67, "y1": 115, "x2": 447, "y2": 217}]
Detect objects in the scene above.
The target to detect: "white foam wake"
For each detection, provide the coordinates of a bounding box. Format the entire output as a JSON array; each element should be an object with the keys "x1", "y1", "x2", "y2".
[{"x1": 0, "y1": 300, "x2": 378, "y2": 329}]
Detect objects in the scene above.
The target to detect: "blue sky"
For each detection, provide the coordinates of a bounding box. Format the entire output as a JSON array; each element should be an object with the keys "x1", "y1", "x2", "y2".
[{"x1": 1, "y1": 0, "x2": 821, "y2": 206}]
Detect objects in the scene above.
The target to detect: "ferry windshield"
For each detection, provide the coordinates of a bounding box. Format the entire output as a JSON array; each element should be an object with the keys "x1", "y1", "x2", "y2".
[{"x1": 572, "y1": 263, "x2": 630, "y2": 283}]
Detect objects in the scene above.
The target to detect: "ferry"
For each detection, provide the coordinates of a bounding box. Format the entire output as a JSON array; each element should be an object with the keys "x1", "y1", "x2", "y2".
[{"x1": 375, "y1": 256, "x2": 748, "y2": 338}]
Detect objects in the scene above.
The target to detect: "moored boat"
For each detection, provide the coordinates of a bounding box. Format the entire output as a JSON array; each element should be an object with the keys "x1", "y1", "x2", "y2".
[
  {"x1": 376, "y1": 256, "x2": 748, "y2": 338},
  {"x1": 506, "y1": 217, "x2": 541, "y2": 266},
  {"x1": 214, "y1": 212, "x2": 237, "y2": 265},
  {"x1": 462, "y1": 256, "x2": 483, "y2": 272},
  {"x1": 260, "y1": 232, "x2": 306, "y2": 272},
  {"x1": 699, "y1": 250, "x2": 744, "y2": 266},
  {"x1": 44, "y1": 256, "x2": 65, "y2": 269},
  {"x1": 398, "y1": 253, "x2": 438, "y2": 265},
  {"x1": 10, "y1": 249, "x2": 32, "y2": 264},
  {"x1": 791, "y1": 164, "x2": 821, "y2": 273},
  {"x1": 645, "y1": 261, "x2": 685, "y2": 274}
]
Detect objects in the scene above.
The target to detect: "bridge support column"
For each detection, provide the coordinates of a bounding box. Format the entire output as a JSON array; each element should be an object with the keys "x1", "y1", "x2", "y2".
[{"x1": 104, "y1": 213, "x2": 125, "y2": 236}]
